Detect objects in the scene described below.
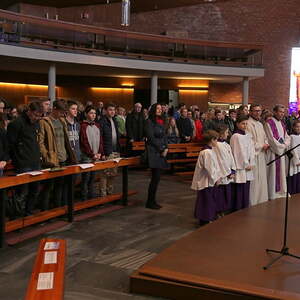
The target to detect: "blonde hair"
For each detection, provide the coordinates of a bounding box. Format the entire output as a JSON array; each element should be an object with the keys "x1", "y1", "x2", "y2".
[{"x1": 166, "y1": 117, "x2": 179, "y2": 137}]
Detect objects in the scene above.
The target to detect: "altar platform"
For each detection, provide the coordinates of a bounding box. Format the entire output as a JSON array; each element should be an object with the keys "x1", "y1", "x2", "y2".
[{"x1": 130, "y1": 195, "x2": 300, "y2": 300}]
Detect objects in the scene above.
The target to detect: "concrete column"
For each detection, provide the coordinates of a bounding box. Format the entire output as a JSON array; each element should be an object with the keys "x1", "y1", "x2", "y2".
[
  {"x1": 150, "y1": 73, "x2": 158, "y2": 105},
  {"x1": 242, "y1": 76, "x2": 249, "y2": 105},
  {"x1": 48, "y1": 64, "x2": 56, "y2": 106}
]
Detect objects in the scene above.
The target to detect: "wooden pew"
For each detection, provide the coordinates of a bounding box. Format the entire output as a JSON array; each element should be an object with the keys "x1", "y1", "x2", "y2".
[
  {"x1": 5, "y1": 190, "x2": 137, "y2": 233},
  {"x1": 0, "y1": 157, "x2": 140, "y2": 248},
  {"x1": 132, "y1": 142, "x2": 203, "y2": 165},
  {"x1": 24, "y1": 238, "x2": 66, "y2": 300}
]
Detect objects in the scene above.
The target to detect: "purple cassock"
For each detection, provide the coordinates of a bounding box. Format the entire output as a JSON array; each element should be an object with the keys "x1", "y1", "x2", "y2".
[
  {"x1": 216, "y1": 183, "x2": 232, "y2": 213},
  {"x1": 232, "y1": 181, "x2": 250, "y2": 211},
  {"x1": 194, "y1": 187, "x2": 217, "y2": 223},
  {"x1": 287, "y1": 173, "x2": 300, "y2": 195}
]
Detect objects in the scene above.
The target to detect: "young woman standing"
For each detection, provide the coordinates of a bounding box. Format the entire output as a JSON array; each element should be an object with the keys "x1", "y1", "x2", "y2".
[{"x1": 144, "y1": 104, "x2": 169, "y2": 209}]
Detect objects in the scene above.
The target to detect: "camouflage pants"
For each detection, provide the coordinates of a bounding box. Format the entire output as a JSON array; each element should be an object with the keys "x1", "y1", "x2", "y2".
[{"x1": 99, "y1": 152, "x2": 120, "y2": 197}]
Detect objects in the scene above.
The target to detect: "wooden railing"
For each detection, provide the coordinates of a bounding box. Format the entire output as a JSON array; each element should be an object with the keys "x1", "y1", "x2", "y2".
[
  {"x1": 0, "y1": 9, "x2": 264, "y2": 67},
  {"x1": 0, "y1": 156, "x2": 140, "y2": 248}
]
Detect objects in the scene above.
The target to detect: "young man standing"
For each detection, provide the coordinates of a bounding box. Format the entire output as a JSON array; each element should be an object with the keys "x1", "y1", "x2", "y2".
[
  {"x1": 7, "y1": 102, "x2": 44, "y2": 216},
  {"x1": 41, "y1": 99, "x2": 51, "y2": 117},
  {"x1": 65, "y1": 100, "x2": 81, "y2": 163},
  {"x1": 38, "y1": 99, "x2": 77, "y2": 209},
  {"x1": 100, "y1": 103, "x2": 120, "y2": 196}
]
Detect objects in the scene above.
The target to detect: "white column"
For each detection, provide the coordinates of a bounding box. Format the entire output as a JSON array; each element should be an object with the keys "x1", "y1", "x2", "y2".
[
  {"x1": 242, "y1": 76, "x2": 249, "y2": 105},
  {"x1": 151, "y1": 73, "x2": 158, "y2": 105},
  {"x1": 48, "y1": 64, "x2": 56, "y2": 106}
]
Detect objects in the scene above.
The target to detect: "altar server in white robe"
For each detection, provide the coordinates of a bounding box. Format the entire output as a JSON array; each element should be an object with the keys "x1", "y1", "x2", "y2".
[
  {"x1": 264, "y1": 104, "x2": 291, "y2": 200},
  {"x1": 247, "y1": 104, "x2": 269, "y2": 205},
  {"x1": 191, "y1": 130, "x2": 222, "y2": 225},
  {"x1": 287, "y1": 120, "x2": 300, "y2": 194},
  {"x1": 230, "y1": 115, "x2": 255, "y2": 210},
  {"x1": 214, "y1": 124, "x2": 236, "y2": 214}
]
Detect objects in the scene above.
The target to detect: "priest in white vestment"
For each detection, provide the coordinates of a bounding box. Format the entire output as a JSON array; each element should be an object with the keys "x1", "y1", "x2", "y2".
[
  {"x1": 264, "y1": 105, "x2": 291, "y2": 200},
  {"x1": 247, "y1": 104, "x2": 269, "y2": 205}
]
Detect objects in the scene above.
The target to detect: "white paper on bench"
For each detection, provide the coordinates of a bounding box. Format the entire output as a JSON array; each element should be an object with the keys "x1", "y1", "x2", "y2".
[
  {"x1": 113, "y1": 158, "x2": 122, "y2": 163},
  {"x1": 44, "y1": 251, "x2": 57, "y2": 264},
  {"x1": 16, "y1": 171, "x2": 43, "y2": 176},
  {"x1": 44, "y1": 242, "x2": 60, "y2": 250},
  {"x1": 37, "y1": 272, "x2": 54, "y2": 290},
  {"x1": 77, "y1": 163, "x2": 95, "y2": 169}
]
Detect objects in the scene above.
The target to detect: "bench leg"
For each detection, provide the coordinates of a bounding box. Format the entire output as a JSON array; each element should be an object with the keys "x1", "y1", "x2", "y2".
[
  {"x1": 122, "y1": 166, "x2": 128, "y2": 206},
  {"x1": 0, "y1": 189, "x2": 6, "y2": 248},
  {"x1": 67, "y1": 175, "x2": 74, "y2": 223}
]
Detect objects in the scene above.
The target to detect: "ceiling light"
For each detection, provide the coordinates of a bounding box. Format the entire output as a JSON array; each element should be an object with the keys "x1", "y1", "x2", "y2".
[{"x1": 121, "y1": 0, "x2": 130, "y2": 27}]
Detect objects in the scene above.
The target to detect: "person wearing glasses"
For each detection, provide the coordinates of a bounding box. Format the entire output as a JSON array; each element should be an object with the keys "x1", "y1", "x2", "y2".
[{"x1": 247, "y1": 104, "x2": 269, "y2": 206}]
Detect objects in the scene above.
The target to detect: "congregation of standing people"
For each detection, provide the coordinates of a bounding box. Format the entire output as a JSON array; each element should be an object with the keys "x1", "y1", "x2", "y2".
[
  {"x1": 191, "y1": 103, "x2": 300, "y2": 226},
  {"x1": 0, "y1": 96, "x2": 299, "y2": 225}
]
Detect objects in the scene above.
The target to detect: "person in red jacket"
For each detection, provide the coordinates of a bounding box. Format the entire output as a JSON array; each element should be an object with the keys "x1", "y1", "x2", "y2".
[
  {"x1": 193, "y1": 110, "x2": 203, "y2": 142},
  {"x1": 80, "y1": 106, "x2": 105, "y2": 200}
]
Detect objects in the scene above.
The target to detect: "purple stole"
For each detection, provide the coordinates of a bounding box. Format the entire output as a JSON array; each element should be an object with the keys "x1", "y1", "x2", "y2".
[{"x1": 267, "y1": 118, "x2": 286, "y2": 192}]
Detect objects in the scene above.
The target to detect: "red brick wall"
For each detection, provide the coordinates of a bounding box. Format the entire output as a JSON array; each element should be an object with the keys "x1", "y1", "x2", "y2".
[{"x1": 128, "y1": 0, "x2": 300, "y2": 108}]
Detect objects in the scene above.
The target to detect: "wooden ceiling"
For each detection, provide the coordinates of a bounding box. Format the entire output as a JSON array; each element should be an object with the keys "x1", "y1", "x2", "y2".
[{"x1": 1, "y1": 0, "x2": 229, "y2": 12}]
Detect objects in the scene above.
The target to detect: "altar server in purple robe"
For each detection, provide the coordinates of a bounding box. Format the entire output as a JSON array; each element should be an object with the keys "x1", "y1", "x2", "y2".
[
  {"x1": 214, "y1": 124, "x2": 236, "y2": 215},
  {"x1": 230, "y1": 115, "x2": 255, "y2": 211},
  {"x1": 264, "y1": 105, "x2": 291, "y2": 200},
  {"x1": 286, "y1": 120, "x2": 300, "y2": 194},
  {"x1": 191, "y1": 130, "x2": 221, "y2": 225}
]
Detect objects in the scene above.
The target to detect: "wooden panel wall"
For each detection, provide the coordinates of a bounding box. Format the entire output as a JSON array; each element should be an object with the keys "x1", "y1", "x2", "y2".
[
  {"x1": 208, "y1": 82, "x2": 243, "y2": 104},
  {"x1": 0, "y1": 83, "x2": 49, "y2": 107},
  {"x1": 0, "y1": 72, "x2": 211, "y2": 110},
  {"x1": 179, "y1": 90, "x2": 209, "y2": 111},
  {"x1": 58, "y1": 86, "x2": 134, "y2": 110},
  {"x1": 159, "y1": 79, "x2": 209, "y2": 90}
]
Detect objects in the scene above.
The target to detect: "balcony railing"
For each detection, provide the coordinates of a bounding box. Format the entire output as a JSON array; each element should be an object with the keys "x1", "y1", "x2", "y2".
[{"x1": 0, "y1": 9, "x2": 263, "y2": 67}]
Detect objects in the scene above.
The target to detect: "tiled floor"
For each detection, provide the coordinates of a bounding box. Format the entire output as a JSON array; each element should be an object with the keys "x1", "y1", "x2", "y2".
[{"x1": 0, "y1": 170, "x2": 198, "y2": 300}]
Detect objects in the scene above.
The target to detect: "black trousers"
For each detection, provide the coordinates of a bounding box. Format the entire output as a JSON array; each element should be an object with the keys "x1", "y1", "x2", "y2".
[
  {"x1": 15, "y1": 181, "x2": 40, "y2": 216},
  {"x1": 81, "y1": 171, "x2": 95, "y2": 200},
  {"x1": 146, "y1": 168, "x2": 161, "y2": 206}
]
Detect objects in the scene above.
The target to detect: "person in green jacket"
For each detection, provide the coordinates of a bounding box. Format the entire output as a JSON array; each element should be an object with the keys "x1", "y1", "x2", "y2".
[{"x1": 115, "y1": 106, "x2": 126, "y2": 137}]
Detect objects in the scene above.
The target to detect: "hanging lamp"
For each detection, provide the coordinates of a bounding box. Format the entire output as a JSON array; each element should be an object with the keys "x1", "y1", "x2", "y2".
[{"x1": 121, "y1": 0, "x2": 131, "y2": 26}]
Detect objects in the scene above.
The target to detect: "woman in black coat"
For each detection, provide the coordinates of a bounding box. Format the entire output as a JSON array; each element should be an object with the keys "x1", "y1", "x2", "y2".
[{"x1": 144, "y1": 103, "x2": 169, "y2": 209}]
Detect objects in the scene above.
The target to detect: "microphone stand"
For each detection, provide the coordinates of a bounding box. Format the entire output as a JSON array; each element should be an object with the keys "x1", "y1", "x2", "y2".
[{"x1": 263, "y1": 143, "x2": 300, "y2": 270}]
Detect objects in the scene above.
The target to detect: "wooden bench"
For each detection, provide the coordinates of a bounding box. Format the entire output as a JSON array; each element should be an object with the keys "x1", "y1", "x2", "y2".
[
  {"x1": 24, "y1": 238, "x2": 66, "y2": 300},
  {"x1": 0, "y1": 157, "x2": 140, "y2": 248},
  {"x1": 132, "y1": 142, "x2": 202, "y2": 165},
  {"x1": 5, "y1": 190, "x2": 137, "y2": 233}
]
